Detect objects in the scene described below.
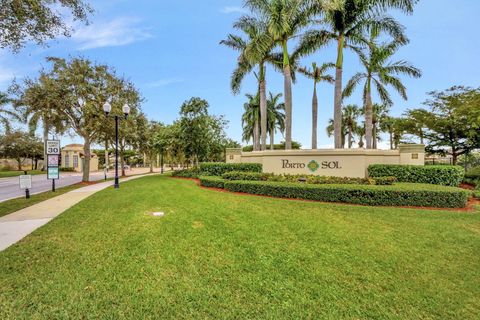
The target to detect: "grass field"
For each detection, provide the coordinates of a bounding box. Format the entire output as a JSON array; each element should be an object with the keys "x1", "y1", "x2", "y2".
[
  {"x1": 0, "y1": 184, "x2": 84, "y2": 218},
  {"x1": 0, "y1": 170, "x2": 44, "y2": 178},
  {"x1": 1, "y1": 175, "x2": 479, "y2": 319}
]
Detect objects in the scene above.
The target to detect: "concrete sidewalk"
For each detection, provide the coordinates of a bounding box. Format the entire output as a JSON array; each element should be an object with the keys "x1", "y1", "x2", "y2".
[{"x1": 0, "y1": 173, "x2": 157, "y2": 252}]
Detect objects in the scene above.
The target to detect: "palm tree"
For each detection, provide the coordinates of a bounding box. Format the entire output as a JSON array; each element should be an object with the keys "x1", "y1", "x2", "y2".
[
  {"x1": 297, "y1": 0, "x2": 412, "y2": 148},
  {"x1": 242, "y1": 93, "x2": 261, "y2": 148},
  {"x1": 372, "y1": 103, "x2": 389, "y2": 149},
  {"x1": 355, "y1": 123, "x2": 366, "y2": 148},
  {"x1": 266, "y1": 92, "x2": 285, "y2": 149},
  {"x1": 343, "y1": 104, "x2": 361, "y2": 148},
  {"x1": 381, "y1": 115, "x2": 405, "y2": 150},
  {"x1": 297, "y1": 62, "x2": 335, "y2": 149},
  {"x1": 221, "y1": 15, "x2": 274, "y2": 151},
  {"x1": 245, "y1": 0, "x2": 313, "y2": 150},
  {"x1": 343, "y1": 33, "x2": 421, "y2": 149},
  {"x1": 0, "y1": 92, "x2": 20, "y2": 133}
]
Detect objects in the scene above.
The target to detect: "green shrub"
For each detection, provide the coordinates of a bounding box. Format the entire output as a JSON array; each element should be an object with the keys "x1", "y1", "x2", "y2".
[
  {"x1": 199, "y1": 176, "x2": 225, "y2": 189},
  {"x1": 368, "y1": 165, "x2": 464, "y2": 187},
  {"x1": 60, "y1": 167, "x2": 75, "y2": 172},
  {"x1": 464, "y1": 167, "x2": 480, "y2": 187},
  {"x1": 199, "y1": 163, "x2": 262, "y2": 176},
  {"x1": 373, "y1": 177, "x2": 397, "y2": 185},
  {"x1": 224, "y1": 181, "x2": 469, "y2": 208},
  {"x1": 171, "y1": 168, "x2": 200, "y2": 178},
  {"x1": 222, "y1": 171, "x2": 271, "y2": 181}
]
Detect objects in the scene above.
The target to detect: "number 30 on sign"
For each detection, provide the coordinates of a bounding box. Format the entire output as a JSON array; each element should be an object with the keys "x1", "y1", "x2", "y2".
[{"x1": 46, "y1": 140, "x2": 60, "y2": 155}]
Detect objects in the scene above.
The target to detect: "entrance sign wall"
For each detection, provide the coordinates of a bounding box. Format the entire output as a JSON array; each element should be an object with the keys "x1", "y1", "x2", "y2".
[{"x1": 226, "y1": 145, "x2": 425, "y2": 178}]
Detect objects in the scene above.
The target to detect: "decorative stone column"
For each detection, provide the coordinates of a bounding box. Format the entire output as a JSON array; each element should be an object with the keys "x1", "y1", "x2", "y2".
[
  {"x1": 226, "y1": 148, "x2": 242, "y2": 163},
  {"x1": 399, "y1": 144, "x2": 425, "y2": 166}
]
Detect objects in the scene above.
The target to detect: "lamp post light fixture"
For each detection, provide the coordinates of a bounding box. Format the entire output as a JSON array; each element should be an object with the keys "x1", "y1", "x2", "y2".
[{"x1": 103, "y1": 101, "x2": 130, "y2": 189}]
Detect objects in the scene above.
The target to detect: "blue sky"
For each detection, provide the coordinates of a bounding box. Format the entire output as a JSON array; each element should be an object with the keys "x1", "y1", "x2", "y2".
[{"x1": 1, "y1": 0, "x2": 479, "y2": 148}]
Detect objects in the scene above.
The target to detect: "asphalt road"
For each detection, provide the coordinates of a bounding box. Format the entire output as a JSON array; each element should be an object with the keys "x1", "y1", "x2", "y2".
[{"x1": 0, "y1": 168, "x2": 156, "y2": 203}]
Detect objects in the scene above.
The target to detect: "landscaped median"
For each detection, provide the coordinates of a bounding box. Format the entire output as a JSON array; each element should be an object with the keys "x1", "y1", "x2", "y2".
[{"x1": 199, "y1": 177, "x2": 470, "y2": 208}]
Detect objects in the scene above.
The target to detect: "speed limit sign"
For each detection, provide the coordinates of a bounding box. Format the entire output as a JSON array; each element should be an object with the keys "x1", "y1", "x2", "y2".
[{"x1": 46, "y1": 140, "x2": 61, "y2": 155}]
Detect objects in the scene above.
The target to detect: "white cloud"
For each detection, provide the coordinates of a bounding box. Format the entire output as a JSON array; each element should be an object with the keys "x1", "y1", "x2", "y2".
[
  {"x1": 71, "y1": 17, "x2": 153, "y2": 50},
  {"x1": 147, "y1": 78, "x2": 183, "y2": 88},
  {"x1": 221, "y1": 6, "x2": 247, "y2": 14}
]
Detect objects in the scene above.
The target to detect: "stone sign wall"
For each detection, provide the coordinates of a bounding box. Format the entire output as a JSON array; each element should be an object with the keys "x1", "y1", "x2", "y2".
[{"x1": 226, "y1": 145, "x2": 425, "y2": 178}]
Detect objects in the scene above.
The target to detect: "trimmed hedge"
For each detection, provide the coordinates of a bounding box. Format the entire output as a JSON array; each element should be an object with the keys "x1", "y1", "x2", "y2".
[
  {"x1": 222, "y1": 171, "x2": 394, "y2": 186},
  {"x1": 223, "y1": 180, "x2": 469, "y2": 208},
  {"x1": 199, "y1": 176, "x2": 225, "y2": 189},
  {"x1": 200, "y1": 163, "x2": 262, "y2": 176},
  {"x1": 464, "y1": 167, "x2": 480, "y2": 187},
  {"x1": 222, "y1": 171, "x2": 271, "y2": 181},
  {"x1": 368, "y1": 165, "x2": 464, "y2": 187},
  {"x1": 171, "y1": 168, "x2": 200, "y2": 178}
]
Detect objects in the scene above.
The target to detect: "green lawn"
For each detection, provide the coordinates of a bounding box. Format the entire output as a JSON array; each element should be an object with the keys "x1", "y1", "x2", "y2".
[
  {"x1": 0, "y1": 184, "x2": 84, "y2": 218},
  {"x1": 0, "y1": 170, "x2": 44, "y2": 178},
  {"x1": 1, "y1": 175, "x2": 479, "y2": 319}
]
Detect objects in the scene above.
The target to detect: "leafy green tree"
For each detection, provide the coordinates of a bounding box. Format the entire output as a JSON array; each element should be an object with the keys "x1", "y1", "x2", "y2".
[
  {"x1": 0, "y1": 130, "x2": 42, "y2": 170},
  {"x1": 0, "y1": 0, "x2": 92, "y2": 52},
  {"x1": 344, "y1": 34, "x2": 421, "y2": 149},
  {"x1": 401, "y1": 108, "x2": 430, "y2": 144},
  {"x1": 298, "y1": 0, "x2": 412, "y2": 148},
  {"x1": 40, "y1": 57, "x2": 132, "y2": 182},
  {"x1": 221, "y1": 15, "x2": 274, "y2": 151},
  {"x1": 421, "y1": 87, "x2": 480, "y2": 165},
  {"x1": 245, "y1": 0, "x2": 313, "y2": 150},
  {"x1": 179, "y1": 97, "x2": 227, "y2": 166},
  {"x1": 12, "y1": 74, "x2": 68, "y2": 170},
  {"x1": 266, "y1": 92, "x2": 285, "y2": 150},
  {"x1": 298, "y1": 62, "x2": 334, "y2": 149}
]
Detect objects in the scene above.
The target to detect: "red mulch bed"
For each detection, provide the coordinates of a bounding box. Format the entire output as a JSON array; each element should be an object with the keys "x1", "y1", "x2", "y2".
[{"x1": 171, "y1": 177, "x2": 479, "y2": 213}]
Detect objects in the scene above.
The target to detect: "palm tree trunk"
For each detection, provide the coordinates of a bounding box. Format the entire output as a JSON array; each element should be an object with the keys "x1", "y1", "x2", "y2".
[
  {"x1": 282, "y1": 40, "x2": 293, "y2": 150},
  {"x1": 42, "y1": 119, "x2": 49, "y2": 171},
  {"x1": 312, "y1": 81, "x2": 318, "y2": 149},
  {"x1": 259, "y1": 64, "x2": 267, "y2": 151},
  {"x1": 334, "y1": 34, "x2": 344, "y2": 149},
  {"x1": 254, "y1": 119, "x2": 260, "y2": 151},
  {"x1": 372, "y1": 125, "x2": 377, "y2": 149},
  {"x1": 270, "y1": 128, "x2": 274, "y2": 150},
  {"x1": 82, "y1": 136, "x2": 91, "y2": 182},
  {"x1": 390, "y1": 132, "x2": 394, "y2": 150},
  {"x1": 348, "y1": 125, "x2": 353, "y2": 148},
  {"x1": 365, "y1": 80, "x2": 374, "y2": 149}
]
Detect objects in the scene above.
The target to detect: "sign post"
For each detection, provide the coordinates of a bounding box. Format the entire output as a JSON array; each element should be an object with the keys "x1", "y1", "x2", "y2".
[
  {"x1": 46, "y1": 140, "x2": 60, "y2": 192},
  {"x1": 19, "y1": 174, "x2": 32, "y2": 199}
]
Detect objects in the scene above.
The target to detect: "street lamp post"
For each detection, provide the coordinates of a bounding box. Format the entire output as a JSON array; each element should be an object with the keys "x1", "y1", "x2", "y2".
[{"x1": 103, "y1": 101, "x2": 130, "y2": 189}]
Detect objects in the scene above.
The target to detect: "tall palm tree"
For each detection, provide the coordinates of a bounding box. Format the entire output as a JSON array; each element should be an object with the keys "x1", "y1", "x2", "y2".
[
  {"x1": 344, "y1": 34, "x2": 421, "y2": 149},
  {"x1": 343, "y1": 104, "x2": 361, "y2": 148},
  {"x1": 221, "y1": 15, "x2": 274, "y2": 151},
  {"x1": 245, "y1": 0, "x2": 313, "y2": 150},
  {"x1": 297, "y1": 0, "x2": 412, "y2": 148},
  {"x1": 266, "y1": 92, "x2": 285, "y2": 149},
  {"x1": 0, "y1": 92, "x2": 20, "y2": 133},
  {"x1": 297, "y1": 62, "x2": 334, "y2": 149},
  {"x1": 372, "y1": 103, "x2": 389, "y2": 149},
  {"x1": 242, "y1": 93, "x2": 261, "y2": 148}
]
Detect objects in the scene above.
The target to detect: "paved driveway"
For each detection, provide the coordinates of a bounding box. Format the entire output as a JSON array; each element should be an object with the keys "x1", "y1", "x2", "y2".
[{"x1": 0, "y1": 168, "x2": 159, "y2": 203}]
